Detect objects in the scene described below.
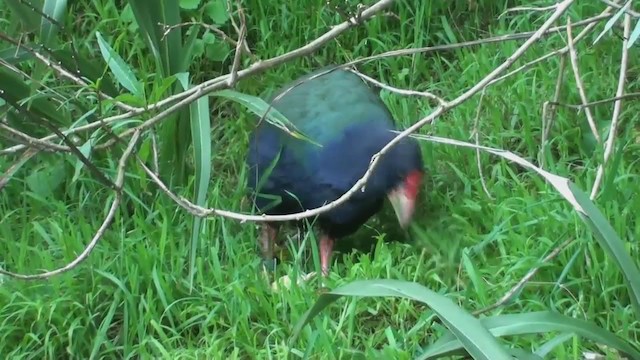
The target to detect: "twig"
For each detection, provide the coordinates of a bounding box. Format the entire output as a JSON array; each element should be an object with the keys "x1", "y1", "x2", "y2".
[
  {"x1": 471, "y1": 90, "x2": 493, "y2": 199},
  {"x1": 542, "y1": 54, "x2": 567, "y2": 151},
  {"x1": 548, "y1": 92, "x2": 640, "y2": 110},
  {"x1": 566, "y1": 18, "x2": 601, "y2": 143},
  {"x1": 590, "y1": 13, "x2": 631, "y2": 199},
  {"x1": 0, "y1": 123, "x2": 69, "y2": 152},
  {"x1": 500, "y1": 4, "x2": 560, "y2": 18},
  {"x1": 227, "y1": 0, "x2": 247, "y2": 87},
  {"x1": 348, "y1": 68, "x2": 446, "y2": 105},
  {"x1": 0, "y1": 96, "x2": 116, "y2": 189}
]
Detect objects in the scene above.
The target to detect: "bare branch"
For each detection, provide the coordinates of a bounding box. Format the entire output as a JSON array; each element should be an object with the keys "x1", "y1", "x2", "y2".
[
  {"x1": 590, "y1": 13, "x2": 631, "y2": 199},
  {"x1": 566, "y1": 18, "x2": 601, "y2": 143},
  {"x1": 349, "y1": 68, "x2": 446, "y2": 105}
]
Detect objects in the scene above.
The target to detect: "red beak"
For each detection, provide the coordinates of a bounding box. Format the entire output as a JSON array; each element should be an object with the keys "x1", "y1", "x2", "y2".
[{"x1": 387, "y1": 170, "x2": 422, "y2": 228}]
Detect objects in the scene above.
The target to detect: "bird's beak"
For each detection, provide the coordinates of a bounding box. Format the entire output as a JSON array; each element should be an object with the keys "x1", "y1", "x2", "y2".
[{"x1": 387, "y1": 186, "x2": 416, "y2": 229}]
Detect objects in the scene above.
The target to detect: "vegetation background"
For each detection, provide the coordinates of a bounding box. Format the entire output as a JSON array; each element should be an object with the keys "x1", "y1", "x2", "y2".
[{"x1": 0, "y1": 0, "x2": 639, "y2": 358}]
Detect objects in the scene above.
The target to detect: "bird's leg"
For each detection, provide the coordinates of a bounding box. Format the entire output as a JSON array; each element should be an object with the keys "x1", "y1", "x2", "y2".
[
  {"x1": 319, "y1": 235, "x2": 335, "y2": 277},
  {"x1": 259, "y1": 222, "x2": 279, "y2": 272}
]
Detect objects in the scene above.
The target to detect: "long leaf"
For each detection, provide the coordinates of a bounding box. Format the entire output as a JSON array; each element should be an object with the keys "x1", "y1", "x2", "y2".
[
  {"x1": 420, "y1": 311, "x2": 640, "y2": 359},
  {"x1": 95, "y1": 31, "x2": 143, "y2": 97},
  {"x1": 627, "y1": 17, "x2": 640, "y2": 49},
  {"x1": 292, "y1": 279, "x2": 512, "y2": 360},
  {"x1": 211, "y1": 89, "x2": 319, "y2": 146},
  {"x1": 126, "y1": 0, "x2": 184, "y2": 76},
  {"x1": 40, "y1": 0, "x2": 68, "y2": 47},
  {"x1": 175, "y1": 74, "x2": 213, "y2": 290}
]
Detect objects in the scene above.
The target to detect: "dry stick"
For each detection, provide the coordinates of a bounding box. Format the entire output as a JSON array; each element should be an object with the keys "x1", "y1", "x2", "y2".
[
  {"x1": 542, "y1": 54, "x2": 567, "y2": 153},
  {"x1": 472, "y1": 90, "x2": 493, "y2": 199},
  {"x1": 138, "y1": 0, "x2": 577, "y2": 223},
  {"x1": 0, "y1": 131, "x2": 141, "y2": 280},
  {"x1": 227, "y1": 0, "x2": 247, "y2": 87},
  {"x1": 590, "y1": 13, "x2": 631, "y2": 199},
  {"x1": 472, "y1": 237, "x2": 575, "y2": 316},
  {"x1": 566, "y1": 18, "x2": 601, "y2": 143},
  {"x1": 549, "y1": 92, "x2": 640, "y2": 110},
  {"x1": 0, "y1": 11, "x2": 608, "y2": 156},
  {"x1": 0, "y1": 123, "x2": 69, "y2": 152},
  {"x1": 348, "y1": 68, "x2": 446, "y2": 105},
  {"x1": 500, "y1": 4, "x2": 560, "y2": 18}
]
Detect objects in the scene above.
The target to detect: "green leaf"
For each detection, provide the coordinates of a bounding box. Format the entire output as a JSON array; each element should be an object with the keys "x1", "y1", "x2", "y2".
[
  {"x1": 181, "y1": 25, "x2": 202, "y2": 71},
  {"x1": 126, "y1": 0, "x2": 184, "y2": 76},
  {"x1": 534, "y1": 333, "x2": 575, "y2": 357},
  {"x1": 126, "y1": 0, "x2": 192, "y2": 185},
  {"x1": 40, "y1": 0, "x2": 68, "y2": 47},
  {"x1": 570, "y1": 182, "x2": 640, "y2": 315},
  {"x1": 628, "y1": 18, "x2": 640, "y2": 49},
  {"x1": 0, "y1": 46, "x2": 37, "y2": 65},
  {"x1": 95, "y1": 31, "x2": 144, "y2": 97},
  {"x1": 204, "y1": 0, "x2": 229, "y2": 25},
  {"x1": 205, "y1": 40, "x2": 231, "y2": 62},
  {"x1": 179, "y1": 0, "x2": 201, "y2": 10},
  {"x1": 211, "y1": 89, "x2": 319, "y2": 146},
  {"x1": 26, "y1": 160, "x2": 66, "y2": 198},
  {"x1": 51, "y1": 48, "x2": 119, "y2": 97},
  {"x1": 593, "y1": 1, "x2": 630, "y2": 45},
  {"x1": 175, "y1": 74, "x2": 213, "y2": 290},
  {"x1": 419, "y1": 311, "x2": 640, "y2": 359},
  {"x1": 292, "y1": 279, "x2": 512, "y2": 360}
]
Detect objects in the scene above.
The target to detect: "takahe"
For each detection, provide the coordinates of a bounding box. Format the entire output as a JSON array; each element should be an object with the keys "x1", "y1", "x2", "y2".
[{"x1": 246, "y1": 66, "x2": 424, "y2": 276}]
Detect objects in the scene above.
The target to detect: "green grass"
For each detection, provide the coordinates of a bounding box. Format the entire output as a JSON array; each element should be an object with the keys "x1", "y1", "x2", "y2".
[{"x1": 1, "y1": 0, "x2": 639, "y2": 358}]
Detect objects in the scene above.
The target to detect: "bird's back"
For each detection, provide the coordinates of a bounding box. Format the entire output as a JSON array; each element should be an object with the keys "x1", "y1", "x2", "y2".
[
  {"x1": 247, "y1": 67, "x2": 411, "y2": 236},
  {"x1": 270, "y1": 67, "x2": 394, "y2": 150}
]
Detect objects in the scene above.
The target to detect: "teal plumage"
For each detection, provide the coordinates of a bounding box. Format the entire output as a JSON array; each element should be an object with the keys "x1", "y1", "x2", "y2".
[{"x1": 246, "y1": 66, "x2": 424, "y2": 276}]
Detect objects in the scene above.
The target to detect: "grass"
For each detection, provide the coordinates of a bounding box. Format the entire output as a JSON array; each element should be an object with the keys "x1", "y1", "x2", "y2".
[{"x1": 1, "y1": 0, "x2": 639, "y2": 358}]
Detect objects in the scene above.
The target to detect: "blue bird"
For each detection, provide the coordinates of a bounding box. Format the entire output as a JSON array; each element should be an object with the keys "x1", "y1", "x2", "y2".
[{"x1": 246, "y1": 66, "x2": 424, "y2": 277}]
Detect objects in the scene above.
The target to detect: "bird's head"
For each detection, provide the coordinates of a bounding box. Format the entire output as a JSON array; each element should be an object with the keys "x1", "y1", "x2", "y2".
[{"x1": 379, "y1": 136, "x2": 424, "y2": 229}]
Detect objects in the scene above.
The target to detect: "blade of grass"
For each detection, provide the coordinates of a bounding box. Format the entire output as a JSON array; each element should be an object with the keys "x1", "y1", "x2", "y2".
[
  {"x1": 419, "y1": 311, "x2": 640, "y2": 359},
  {"x1": 292, "y1": 279, "x2": 513, "y2": 360}
]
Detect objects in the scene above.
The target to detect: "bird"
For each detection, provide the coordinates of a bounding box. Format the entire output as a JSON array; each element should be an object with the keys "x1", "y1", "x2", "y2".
[{"x1": 246, "y1": 66, "x2": 424, "y2": 278}]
